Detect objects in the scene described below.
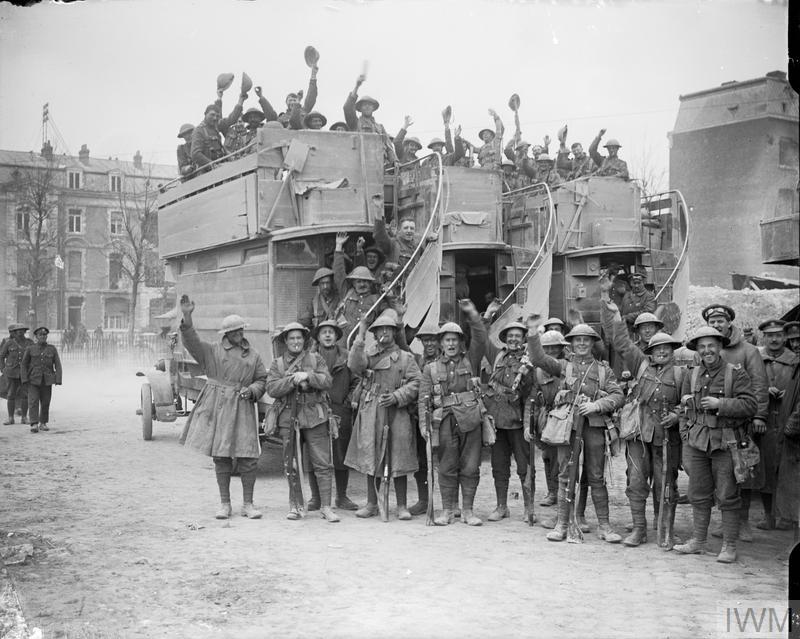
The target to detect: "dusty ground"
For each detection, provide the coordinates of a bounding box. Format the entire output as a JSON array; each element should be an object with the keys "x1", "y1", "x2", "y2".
[{"x1": 0, "y1": 365, "x2": 791, "y2": 639}]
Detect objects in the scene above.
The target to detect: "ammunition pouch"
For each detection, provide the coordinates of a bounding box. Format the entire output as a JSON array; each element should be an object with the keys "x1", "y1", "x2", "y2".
[
  {"x1": 723, "y1": 426, "x2": 760, "y2": 484},
  {"x1": 263, "y1": 399, "x2": 284, "y2": 438}
]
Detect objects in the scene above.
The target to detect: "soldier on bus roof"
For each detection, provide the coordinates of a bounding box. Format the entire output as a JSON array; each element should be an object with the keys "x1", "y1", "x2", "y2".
[
  {"x1": 477, "y1": 108, "x2": 504, "y2": 170},
  {"x1": 556, "y1": 125, "x2": 595, "y2": 180},
  {"x1": 392, "y1": 115, "x2": 415, "y2": 161},
  {"x1": 535, "y1": 153, "x2": 563, "y2": 190},
  {"x1": 343, "y1": 73, "x2": 397, "y2": 163},
  {"x1": 589, "y1": 129, "x2": 629, "y2": 180},
  {"x1": 303, "y1": 111, "x2": 328, "y2": 130},
  {"x1": 278, "y1": 58, "x2": 319, "y2": 130},
  {"x1": 176, "y1": 123, "x2": 195, "y2": 178},
  {"x1": 191, "y1": 89, "x2": 246, "y2": 170}
]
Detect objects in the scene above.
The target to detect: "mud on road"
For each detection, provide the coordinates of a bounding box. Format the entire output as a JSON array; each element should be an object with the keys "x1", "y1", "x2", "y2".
[{"x1": 0, "y1": 365, "x2": 790, "y2": 638}]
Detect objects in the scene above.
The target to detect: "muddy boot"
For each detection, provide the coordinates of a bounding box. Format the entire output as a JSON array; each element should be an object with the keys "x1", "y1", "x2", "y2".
[
  {"x1": 540, "y1": 515, "x2": 557, "y2": 529},
  {"x1": 286, "y1": 502, "x2": 301, "y2": 520},
  {"x1": 39, "y1": 422, "x2": 49, "y2": 431},
  {"x1": 408, "y1": 471, "x2": 428, "y2": 516},
  {"x1": 241, "y1": 503, "x2": 262, "y2": 519},
  {"x1": 461, "y1": 509, "x2": 482, "y2": 526},
  {"x1": 546, "y1": 490, "x2": 569, "y2": 542},
  {"x1": 540, "y1": 491, "x2": 557, "y2": 507},
  {"x1": 356, "y1": 503, "x2": 378, "y2": 518},
  {"x1": 594, "y1": 488, "x2": 622, "y2": 544},
  {"x1": 488, "y1": 485, "x2": 510, "y2": 522},
  {"x1": 674, "y1": 505, "x2": 710, "y2": 554},
  {"x1": 320, "y1": 506, "x2": 340, "y2": 523},
  {"x1": 623, "y1": 502, "x2": 648, "y2": 547},
  {"x1": 717, "y1": 509, "x2": 739, "y2": 564},
  {"x1": 307, "y1": 471, "x2": 321, "y2": 512},
  {"x1": 214, "y1": 458, "x2": 232, "y2": 518},
  {"x1": 522, "y1": 485, "x2": 536, "y2": 525},
  {"x1": 30, "y1": 422, "x2": 38, "y2": 433},
  {"x1": 334, "y1": 470, "x2": 358, "y2": 511},
  {"x1": 215, "y1": 502, "x2": 232, "y2": 519},
  {"x1": 434, "y1": 509, "x2": 455, "y2": 526}
]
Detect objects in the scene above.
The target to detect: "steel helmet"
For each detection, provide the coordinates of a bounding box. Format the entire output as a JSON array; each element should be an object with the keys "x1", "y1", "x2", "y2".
[
  {"x1": 311, "y1": 267, "x2": 335, "y2": 286},
  {"x1": 355, "y1": 95, "x2": 380, "y2": 111},
  {"x1": 312, "y1": 319, "x2": 342, "y2": 342},
  {"x1": 427, "y1": 137, "x2": 446, "y2": 150},
  {"x1": 633, "y1": 312, "x2": 664, "y2": 329},
  {"x1": 564, "y1": 324, "x2": 601, "y2": 341},
  {"x1": 240, "y1": 72, "x2": 253, "y2": 95},
  {"x1": 368, "y1": 313, "x2": 398, "y2": 332},
  {"x1": 277, "y1": 321, "x2": 309, "y2": 342},
  {"x1": 329, "y1": 121, "x2": 349, "y2": 131},
  {"x1": 516, "y1": 140, "x2": 531, "y2": 150},
  {"x1": 303, "y1": 111, "x2": 328, "y2": 128},
  {"x1": 177, "y1": 123, "x2": 195, "y2": 138},
  {"x1": 8, "y1": 323, "x2": 28, "y2": 332},
  {"x1": 415, "y1": 324, "x2": 440, "y2": 340},
  {"x1": 603, "y1": 138, "x2": 622, "y2": 148},
  {"x1": 499, "y1": 321, "x2": 528, "y2": 343},
  {"x1": 478, "y1": 128, "x2": 495, "y2": 141},
  {"x1": 404, "y1": 136, "x2": 422, "y2": 150},
  {"x1": 536, "y1": 153, "x2": 553, "y2": 163},
  {"x1": 242, "y1": 108, "x2": 265, "y2": 123},
  {"x1": 218, "y1": 314, "x2": 248, "y2": 334},
  {"x1": 437, "y1": 322, "x2": 464, "y2": 338},
  {"x1": 543, "y1": 317, "x2": 565, "y2": 329},
  {"x1": 304, "y1": 45, "x2": 320, "y2": 67},
  {"x1": 346, "y1": 266, "x2": 376, "y2": 282},
  {"x1": 643, "y1": 332, "x2": 682, "y2": 354},
  {"x1": 685, "y1": 326, "x2": 730, "y2": 350},
  {"x1": 216, "y1": 73, "x2": 235, "y2": 92},
  {"x1": 541, "y1": 330, "x2": 569, "y2": 347}
]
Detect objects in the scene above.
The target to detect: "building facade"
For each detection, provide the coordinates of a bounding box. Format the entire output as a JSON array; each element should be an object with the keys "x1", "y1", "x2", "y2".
[
  {"x1": 669, "y1": 70, "x2": 799, "y2": 287},
  {"x1": 0, "y1": 144, "x2": 176, "y2": 333}
]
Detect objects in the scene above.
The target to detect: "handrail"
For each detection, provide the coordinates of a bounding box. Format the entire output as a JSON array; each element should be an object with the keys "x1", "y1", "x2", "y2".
[
  {"x1": 501, "y1": 182, "x2": 555, "y2": 306},
  {"x1": 644, "y1": 189, "x2": 690, "y2": 301},
  {"x1": 346, "y1": 151, "x2": 445, "y2": 346},
  {"x1": 158, "y1": 140, "x2": 259, "y2": 196}
]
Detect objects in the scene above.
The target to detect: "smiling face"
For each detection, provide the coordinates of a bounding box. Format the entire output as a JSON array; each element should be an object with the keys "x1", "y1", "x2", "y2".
[
  {"x1": 637, "y1": 322, "x2": 659, "y2": 342},
  {"x1": 399, "y1": 219, "x2": 416, "y2": 242},
  {"x1": 630, "y1": 277, "x2": 645, "y2": 294},
  {"x1": 696, "y1": 336, "x2": 721, "y2": 367},
  {"x1": 421, "y1": 336, "x2": 439, "y2": 358},
  {"x1": 226, "y1": 328, "x2": 244, "y2": 346},
  {"x1": 365, "y1": 251, "x2": 381, "y2": 270},
  {"x1": 353, "y1": 278, "x2": 371, "y2": 295},
  {"x1": 543, "y1": 344, "x2": 563, "y2": 358},
  {"x1": 571, "y1": 335, "x2": 593, "y2": 357},
  {"x1": 360, "y1": 103, "x2": 375, "y2": 117},
  {"x1": 204, "y1": 110, "x2": 221, "y2": 127},
  {"x1": 285, "y1": 330, "x2": 305, "y2": 354},
  {"x1": 286, "y1": 94, "x2": 300, "y2": 108},
  {"x1": 504, "y1": 328, "x2": 525, "y2": 351},
  {"x1": 480, "y1": 131, "x2": 494, "y2": 143},
  {"x1": 606, "y1": 145, "x2": 620, "y2": 158},
  {"x1": 649, "y1": 343, "x2": 674, "y2": 366},
  {"x1": 430, "y1": 143, "x2": 445, "y2": 155},
  {"x1": 764, "y1": 331, "x2": 786, "y2": 355},
  {"x1": 307, "y1": 116, "x2": 324, "y2": 130},
  {"x1": 317, "y1": 326, "x2": 338, "y2": 348},
  {"x1": 707, "y1": 315, "x2": 731, "y2": 337},
  {"x1": 571, "y1": 143, "x2": 583, "y2": 156},
  {"x1": 373, "y1": 325, "x2": 395, "y2": 346},
  {"x1": 441, "y1": 333, "x2": 461, "y2": 357}
]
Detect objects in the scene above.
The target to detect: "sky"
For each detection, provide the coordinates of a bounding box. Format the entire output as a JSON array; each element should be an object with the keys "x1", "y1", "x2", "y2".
[{"x1": 0, "y1": 0, "x2": 789, "y2": 185}]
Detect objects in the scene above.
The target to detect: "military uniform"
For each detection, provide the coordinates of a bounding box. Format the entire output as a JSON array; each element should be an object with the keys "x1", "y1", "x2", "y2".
[
  {"x1": 477, "y1": 115, "x2": 504, "y2": 170},
  {"x1": 342, "y1": 92, "x2": 397, "y2": 163},
  {"x1": 588, "y1": 137, "x2": 629, "y2": 180},
  {"x1": 20, "y1": 340, "x2": 60, "y2": 427},
  {"x1": 177, "y1": 142, "x2": 194, "y2": 177},
  {"x1": 191, "y1": 100, "x2": 243, "y2": 168},
  {"x1": 278, "y1": 77, "x2": 318, "y2": 130},
  {"x1": 1, "y1": 333, "x2": 33, "y2": 422},
  {"x1": 620, "y1": 288, "x2": 657, "y2": 330}
]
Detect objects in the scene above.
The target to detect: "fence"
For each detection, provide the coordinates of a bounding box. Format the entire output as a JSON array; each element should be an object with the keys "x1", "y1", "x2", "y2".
[{"x1": 50, "y1": 331, "x2": 170, "y2": 370}]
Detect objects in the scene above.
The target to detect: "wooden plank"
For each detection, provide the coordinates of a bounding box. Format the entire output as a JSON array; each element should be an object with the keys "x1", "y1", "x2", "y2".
[{"x1": 158, "y1": 154, "x2": 258, "y2": 208}]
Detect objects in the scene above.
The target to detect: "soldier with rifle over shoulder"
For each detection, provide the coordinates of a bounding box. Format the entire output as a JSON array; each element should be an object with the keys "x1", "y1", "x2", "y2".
[{"x1": 417, "y1": 299, "x2": 488, "y2": 526}]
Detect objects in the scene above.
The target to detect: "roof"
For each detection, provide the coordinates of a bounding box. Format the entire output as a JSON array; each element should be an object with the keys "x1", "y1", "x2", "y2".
[
  {"x1": 0, "y1": 148, "x2": 176, "y2": 180},
  {"x1": 672, "y1": 71, "x2": 799, "y2": 134}
]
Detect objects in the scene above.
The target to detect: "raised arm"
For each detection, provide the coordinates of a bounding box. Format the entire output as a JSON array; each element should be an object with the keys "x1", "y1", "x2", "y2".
[
  {"x1": 178, "y1": 296, "x2": 213, "y2": 370},
  {"x1": 302, "y1": 65, "x2": 319, "y2": 113},
  {"x1": 255, "y1": 87, "x2": 278, "y2": 122},
  {"x1": 588, "y1": 128, "x2": 605, "y2": 167},
  {"x1": 526, "y1": 331, "x2": 563, "y2": 377}
]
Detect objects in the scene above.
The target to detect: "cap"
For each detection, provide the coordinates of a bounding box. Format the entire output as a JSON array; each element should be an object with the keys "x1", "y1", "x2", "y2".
[
  {"x1": 33, "y1": 326, "x2": 49, "y2": 335},
  {"x1": 541, "y1": 330, "x2": 569, "y2": 347},
  {"x1": 701, "y1": 304, "x2": 736, "y2": 322},
  {"x1": 564, "y1": 324, "x2": 601, "y2": 341},
  {"x1": 437, "y1": 322, "x2": 464, "y2": 338},
  {"x1": 685, "y1": 326, "x2": 730, "y2": 350},
  {"x1": 177, "y1": 123, "x2": 194, "y2": 138},
  {"x1": 603, "y1": 138, "x2": 622, "y2": 148},
  {"x1": 633, "y1": 312, "x2": 664, "y2": 329},
  {"x1": 758, "y1": 319, "x2": 786, "y2": 333},
  {"x1": 629, "y1": 271, "x2": 647, "y2": 281},
  {"x1": 218, "y1": 314, "x2": 248, "y2": 334},
  {"x1": 499, "y1": 321, "x2": 528, "y2": 343},
  {"x1": 345, "y1": 266, "x2": 375, "y2": 282},
  {"x1": 312, "y1": 319, "x2": 343, "y2": 342},
  {"x1": 355, "y1": 95, "x2": 380, "y2": 111},
  {"x1": 643, "y1": 331, "x2": 682, "y2": 353},
  {"x1": 785, "y1": 321, "x2": 800, "y2": 339},
  {"x1": 362, "y1": 244, "x2": 385, "y2": 261},
  {"x1": 536, "y1": 153, "x2": 553, "y2": 163},
  {"x1": 311, "y1": 267, "x2": 335, "y2": 286},
  {"x1": 277, "y1": 322, "x2": 309, "y2": 342},
  {"x1": 303, "y1": 111, "x2": 328, "y2": 128}
]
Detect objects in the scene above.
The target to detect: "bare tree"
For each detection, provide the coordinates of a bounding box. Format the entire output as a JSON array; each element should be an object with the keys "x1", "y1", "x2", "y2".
[
  {"x1": 630, "y1": 142, "x2": 667, "y2": 198},
  {"x1": 4, "y1": 160, "x2": 61, "y2": 326},
  {"x1": 112, "y1": 171, "x2": 160, "y2": 339}
]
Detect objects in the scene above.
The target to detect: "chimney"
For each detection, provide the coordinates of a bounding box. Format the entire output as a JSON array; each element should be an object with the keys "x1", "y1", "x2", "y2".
[
  {"x1": 41, "y1": 141, "x2": 53, "y2": 161},
  {"x1": 78, "y1": 144, "x2": 90, "y2": 163},
  {"x1": 133, "y1": 150, "x2": 142, "y2": 170}
]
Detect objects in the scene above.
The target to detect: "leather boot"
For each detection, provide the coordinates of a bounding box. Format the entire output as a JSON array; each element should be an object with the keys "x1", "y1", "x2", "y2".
[
  {"x1": 461, "y1": 509, "x2": 482, "y2": 526},
  {"x1": 307, "y1": 472, "x2": 321, "y2": 511},
  {"x1": 334, "y1": 469, "x2": 358, "y2": 510},
  {"x1": 434, "y1": 509, "x2": 455, "y2": 526},
  {"x1": 540, "y1": 491, "x2": 557, "y2": 507},
  {"x1": 215, "y1": 502, "x2": 232, "y2": 519},
  {"x1": 355, "y1": 503, "x2": 378, "y2": 518},
  {"x1": 717, "y1": 509, "x2": 739, "y2": 563},
  {"x1": 408, "y1": 472, "x2": 428, "y2": 516},
  {"x1": 39, "y1": 422, "x2": 49, "y2": 431},
  {"x1": 593, "y1": 487, "x2": 622, "y2": 543},
  {"x1": 241, "y1": 503, "x2": 262, "y2": 519},
  {"x1": 674, "y1": 505, "x2": 710, "y2": 554},
  {"x1": 320, "y1": 506, "x2": 340, "y2": 523},
  {"x1": 488, "y1": 485, "x2": 510, "y2": 522},
  {"x1": 522, "y1": 485, "x2": 536, "y2": 525},
  {"x1": 546, "y1": 491, "x2": 569, "y2": 542},
  {"x1": 623, "y1": 502, "x2": 647, "y2": 547},
  {"x1": 286, "y1": 502, "x2": 301, "y2": 520}
]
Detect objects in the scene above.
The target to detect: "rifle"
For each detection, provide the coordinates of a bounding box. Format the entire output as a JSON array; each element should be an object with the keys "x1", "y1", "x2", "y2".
[
  {"x1": 565, "y1": 399, "x2": 587, "y2": 543},
  {"x1": 523, "y1": 392, "x2": 540, "y2": 526},
  {"x1": 425, "y1": 407, "x2": 435, "y2": 526},
  {"x1": 658, "y1": 402, "x2": 673, "y2": 548},
  {"x1": 290, "y1": 390, "x2": 306, "y2": 511},
  {"x1": 377, "y1": 405, "x2": 391, "y2": 522}
]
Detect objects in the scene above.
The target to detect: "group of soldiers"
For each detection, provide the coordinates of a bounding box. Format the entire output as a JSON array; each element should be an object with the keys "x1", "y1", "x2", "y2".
[
  {"x1": 1, "y1": 323, "x2": 63, "y2": 433},
  {"x1": 175, "y1": 51, "x2": 628, "y2": 191},
  {"x1": 176, "y1": 253, "x2": 800, "y2": 563}
]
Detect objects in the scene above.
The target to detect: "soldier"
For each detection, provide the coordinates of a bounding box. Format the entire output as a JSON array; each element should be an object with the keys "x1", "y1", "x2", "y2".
[
  {"x1": 543, "y1": 318, "x2": 566, "y2": 334},
  {"x1": 501, "y1": 156, "x2": 519, "y2": 193},
  {"x1": 673, "y1": 327, "x2": 758, "y2": 563},
  {"x1": 600, "y1": 283, "x2": 686, "y2": 548},
  {"x1": 266, "y1": 322, "x2": 339, "y2": 523},
  {"x1": 191, "y1": 94, "x2": 246, "y2": 169},
  {"x1": 588, "y1": 130, "x2": 629, "y2": 180},
  {"x1": 754, "y1": 319, "x2": 798, "y2": 530},
  {"x1": 535, "y1": 153, "x2": 563, "y2": 190},
  {"x1": 785, "y1": 321, "x2": 800, "y2": 355},
  {"x1": 329, "y1": 121, "x2": 349, "y2": 132},
  {"x1": 620, "y1": 272, "x2": 657, "y2": 334},
  {"x1": 253, "y1": 86, "x2": 279, "y2": 123},
  {"x1": 178, "y1": 299, "x2": 266, "y2": 519},
  {"x1": 418, "y1": 301, "x2": 488, "y2": 526},
  {"x1": 774, "y1": 353, "x2": 799, "y2": 534},
  {"x1": 333, "y1": 265, "x2": 380, "y2": 342},
  {"x1": 19, "y1": 326, "x2": 60, "y2": 434},
  {"x1": 224, "y1": 107, "x2": 265, "y2": 156},
  {"x1": 477, "y1": 109, "x2": 504, "y2": 170},
  {"x1": 392, "y1": 116, "x2": 415, "y2": 161},
  {"x1": 354, "y1": 237, "x2": 390, "y2": 287},
  {"x1": 278, "y1": 61, "x2": 319, "y2": 129},
  {"x1": 346, "y1": 313, "x2": 421, "y2": 520},
  {"x1": 528, "y1": 324, "x2": 625, "y2": 543},
  {"x1": 555, "y1": 125, "x2": 594, "y2": 181},
  {"x1": 343, "y1": 74, "x2": 397, "y2": 163},
  {"x1": 1, "y1": 323, "x2": 33, "y2": 425},
  {"x1": 176, "y1": 124, "x2": 195, "y2": 178},
  {"x1": 299, "y1": 267, "x2": 341, "y2": 330},
  {"x1": 529, "y1": 331, "x2": 569, "y2": 516},
  {"x1": 700, "y1": 304, "x2": 769, "y2": 542},
  {"x1": 374, "y1": 216, "x2": 424, "y2": 271},
  {"x1": 302, "y1": 111, "x2": 327, "y2": 130},
  {"x1": 399, "y1": 136, "x2": 423, "y2": 164},
  {"x1": 483, "y1": 321, "x2": 535, "y2": 523}
]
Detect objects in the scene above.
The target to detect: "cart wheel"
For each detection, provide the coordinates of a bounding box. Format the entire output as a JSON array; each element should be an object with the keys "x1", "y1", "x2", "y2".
[{"x1": 141, "y1": 383, "x2": 154, "y2": 441}]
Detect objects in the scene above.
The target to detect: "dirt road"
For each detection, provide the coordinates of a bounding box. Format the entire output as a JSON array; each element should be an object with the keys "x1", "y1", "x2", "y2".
[{"x1": 0, "y1": 365, "x2": 790, "y2": 638}]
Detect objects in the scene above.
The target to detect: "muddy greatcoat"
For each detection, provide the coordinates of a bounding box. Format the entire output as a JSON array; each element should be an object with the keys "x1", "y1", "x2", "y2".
[
  {"x1": 775, "y1": 360, "x2": 800, "y2": 523},
  {"x1": 179, "y1": 325, "x2": 267, "y2": 458},
  {"x1": 759, "y1": 347, "x2": 799, "y2": 493},
  {"x1": 345, "y1": 339, "x2": 421, "y2": 477}
]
